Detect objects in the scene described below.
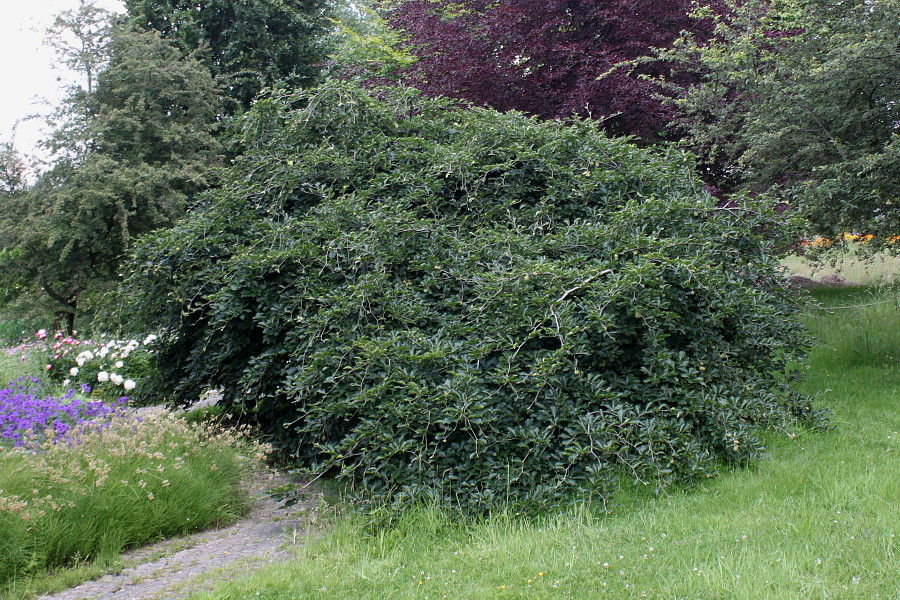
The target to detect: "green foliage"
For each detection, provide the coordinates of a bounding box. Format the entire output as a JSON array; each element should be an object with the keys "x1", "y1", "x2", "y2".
[
  {"x1": 40, "y1": 0, "x2": 116, "y2": 163},
  {"x1": 326, "y1": 2, "x2": 415, "y2": 80},
  {"x1": 45, "y1": 0, "x2": 114, "y2": 97},
  {"x1": 663, "y1": 0, "x2": 900, "y2": 244},
  {"x1": 117, "y1": 82, "x2": 825, "y2": 514},
  {"x1": 0, "y1": 143, "x2": 26, "y2": 196},
  {"x1": 124, "y1": 0, "x2": 335, "y2": 111},
  {"x1": 0, "y1": 146, "x2": 30, "y2": 316},
  {"x1": 0, "y1": 24, "x2": 222, "y2": 328},
  {"x1": 0, "y1": 319, "x2": 43, "y2": 347}
]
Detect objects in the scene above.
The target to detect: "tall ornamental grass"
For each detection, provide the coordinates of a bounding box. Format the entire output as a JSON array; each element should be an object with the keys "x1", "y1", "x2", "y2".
[
  {"x1": 803, "y1": 286, "x2": 899, "y2": 369},
  {"x1": 0, "y1": 410, "x2": 269, "y2": 589}
]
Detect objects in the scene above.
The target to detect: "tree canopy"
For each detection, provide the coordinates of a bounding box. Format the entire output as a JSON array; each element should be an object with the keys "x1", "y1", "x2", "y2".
[
  {"x1": 664, "y1": 0, "x2": 899, "y2": 242},
  {"x1": 379, "y1": 0, "x2": 719, "y2": 140},
  {"x1": 0, "y1": 144, "x2": 26, "y2": 196},
  {"x1": 0, "y1": 24, "x2": 222, "y2": 329},
  {"x1": 124, "y1": 0, "x2": 335, "y2": 111},
  {"x1": 45, "y1": 0, "x2": 115, "y2": 97}
]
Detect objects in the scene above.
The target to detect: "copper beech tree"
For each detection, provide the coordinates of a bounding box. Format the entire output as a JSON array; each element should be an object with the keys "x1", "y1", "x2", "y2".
[{"x1": 381, "y1": 0, "x2": 720, "y2": 140}]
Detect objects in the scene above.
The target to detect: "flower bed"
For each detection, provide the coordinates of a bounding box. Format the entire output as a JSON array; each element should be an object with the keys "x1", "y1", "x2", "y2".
[
  {"x1": 0, "y1": 370, "x2": 269, "y2": 588},
  {"x1": 6, "y1": 330, "x2": 159, "y2": 403},
  {"x1": 0, "y1": 378, "x2": 124, "y2": 447}
]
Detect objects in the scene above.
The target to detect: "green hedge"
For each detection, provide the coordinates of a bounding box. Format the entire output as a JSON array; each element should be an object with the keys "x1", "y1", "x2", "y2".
[{"x1": 116, "y1": 82, "x2": 826, "y2": 513}]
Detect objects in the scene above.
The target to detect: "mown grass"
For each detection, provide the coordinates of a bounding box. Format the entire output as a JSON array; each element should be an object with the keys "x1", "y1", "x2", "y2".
[{"x1": 188, "y1": 286, "x2": 899, "y2": 600}]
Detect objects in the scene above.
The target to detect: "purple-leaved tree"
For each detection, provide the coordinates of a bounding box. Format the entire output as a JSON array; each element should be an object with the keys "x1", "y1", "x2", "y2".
[{"x1": 382, "y1": 0, "x2": 720, "y2": 140}]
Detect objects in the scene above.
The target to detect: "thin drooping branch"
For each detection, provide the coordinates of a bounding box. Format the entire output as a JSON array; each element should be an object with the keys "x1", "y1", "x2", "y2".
[
  {"x1": 40, "y1": 276, "x2": 77, "y2": 311},
  {"x1": 556, "y1": 269, "x2": 613, "y2": 303}
]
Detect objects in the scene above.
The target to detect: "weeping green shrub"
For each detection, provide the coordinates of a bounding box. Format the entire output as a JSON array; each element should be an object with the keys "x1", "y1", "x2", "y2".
[{"x1": 115, "y1": 82, "x2": 826, "y2": 513}]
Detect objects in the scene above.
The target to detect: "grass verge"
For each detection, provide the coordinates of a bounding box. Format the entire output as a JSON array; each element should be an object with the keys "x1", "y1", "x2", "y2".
[{"x1": 188, "y1": 287, "x2": 899, "y2": 600}]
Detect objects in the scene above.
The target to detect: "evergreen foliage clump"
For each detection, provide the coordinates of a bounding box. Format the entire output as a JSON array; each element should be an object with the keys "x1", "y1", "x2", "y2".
[{"x1": 118, "y1": 82, "x2": 826, "y2": 513}]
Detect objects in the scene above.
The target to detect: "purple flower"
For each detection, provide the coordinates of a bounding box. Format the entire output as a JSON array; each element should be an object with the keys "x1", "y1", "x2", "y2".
[{"x1": 0, "y1": 380, "x2": 125, "y2": 447}]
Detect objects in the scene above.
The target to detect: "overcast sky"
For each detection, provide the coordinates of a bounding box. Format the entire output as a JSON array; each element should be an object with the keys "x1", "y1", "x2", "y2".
[{"x1": 0, "y1": 0, "x2": 124, "y2": 162}]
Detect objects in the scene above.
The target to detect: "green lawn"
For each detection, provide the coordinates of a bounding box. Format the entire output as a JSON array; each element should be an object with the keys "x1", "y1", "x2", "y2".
[{"x1": 188, "y1": 286, "x2": 899, "y2": 600}]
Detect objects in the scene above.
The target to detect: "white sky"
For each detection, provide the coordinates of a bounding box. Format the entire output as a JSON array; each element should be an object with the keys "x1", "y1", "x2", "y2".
[{"x1": 0, "y1": 0, "x2": 124, "y2": 165}]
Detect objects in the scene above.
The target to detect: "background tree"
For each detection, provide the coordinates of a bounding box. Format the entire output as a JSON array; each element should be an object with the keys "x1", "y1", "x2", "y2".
[
  {"x1": 46, "y1": 0, "x2": 115, "y2": 96},
  {"x1": 0, "y1": 143, "x2": 26, "y2": 196},
  {"x1": 324, "y1": 1, "x2": 415, "y2": 80},
  {"x1": 41, "y1": 0, "x2": 116, "y2": 162},
  {"x1": 664, "y1": 0, "x2": 899, "y2": 243},
  {"x1": 1, "y1": 24, "x2": 222, "y2": 330},
  {"x1": 124, "y1": 0, "x2": 336, "y2": 111},
  {"x1": 379, "y1": 0, "x2": 719, "y2": 140},
  {"x1": 0, "y1": 144, "x2": 29, "y2": 309}
]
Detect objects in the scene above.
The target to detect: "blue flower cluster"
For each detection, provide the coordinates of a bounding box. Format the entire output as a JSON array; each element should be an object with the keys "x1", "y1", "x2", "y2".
[{"x1": 0, "y1": 378, "x2": 125, "y2": 446}]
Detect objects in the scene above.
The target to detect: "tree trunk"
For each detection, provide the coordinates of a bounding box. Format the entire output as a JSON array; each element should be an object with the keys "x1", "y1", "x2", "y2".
[{"x1": 41, "y1": 278, "x2": 78, "y2": 333}]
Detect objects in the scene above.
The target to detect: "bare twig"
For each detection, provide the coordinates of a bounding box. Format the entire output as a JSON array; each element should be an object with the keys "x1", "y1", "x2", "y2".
[{"x1": 556, "y1": 269, "x2": 614, "y2": 303}]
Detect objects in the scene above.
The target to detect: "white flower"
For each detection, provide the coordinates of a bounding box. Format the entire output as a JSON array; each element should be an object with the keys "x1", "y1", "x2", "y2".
[
  {"x1": 97, "y1": 371, "x2": 110, "y2": 382},
  {"x1": 115, "y1": 361, "x2": 124, "y2": 369},
  {"x1": 69, "y1": 367, "x2": 79, "y2": 376},
  {"x1": 143, "y1": 334, "x2": 157, "y2": 345},
  {"x1": 99, "y1": 347, "x2": 109, "y2": 358},
  {"x1": 75, "y1": 350, "x2": 94, "y2": 367},
  {"x1": 110, "y1": 373, "x2": 124, "y2": 385},
  {"x1": 63, "y1": 379, "x2": 70, "y2": 386},
  {"x1": 123, "y1": 379, "x2": 136, "y2": 391}
]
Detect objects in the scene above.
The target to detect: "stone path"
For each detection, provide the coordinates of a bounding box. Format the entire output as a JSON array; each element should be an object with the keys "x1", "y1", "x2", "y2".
[{"x1": 37, "y1": 472, "x2": 320, "y2": 600}]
